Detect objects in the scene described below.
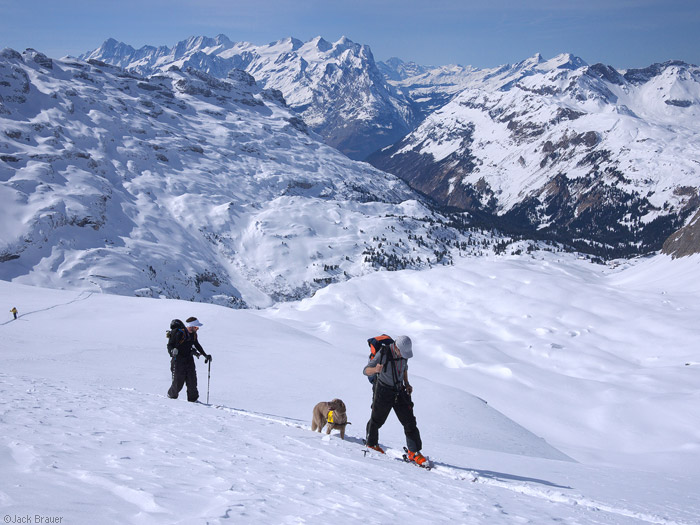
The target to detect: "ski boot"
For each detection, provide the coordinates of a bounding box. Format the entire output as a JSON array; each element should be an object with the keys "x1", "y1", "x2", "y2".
[{"x1": 404, "y1": 448, "x2": 429, "y2": 468}]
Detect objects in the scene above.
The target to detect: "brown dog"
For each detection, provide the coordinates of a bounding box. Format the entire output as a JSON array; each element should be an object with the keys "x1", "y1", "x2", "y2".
[{"x1": 311, "y1": 398, "x2": 348, "y2": 439}]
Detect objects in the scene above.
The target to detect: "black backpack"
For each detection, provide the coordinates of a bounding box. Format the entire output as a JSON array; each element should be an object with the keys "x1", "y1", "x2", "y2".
[
  {"x1": 366, "y1": 335, "x2": 395, "y2": 384},
  {"x1": 166, "y1": 319, "x2": 186, "y2": 356}
]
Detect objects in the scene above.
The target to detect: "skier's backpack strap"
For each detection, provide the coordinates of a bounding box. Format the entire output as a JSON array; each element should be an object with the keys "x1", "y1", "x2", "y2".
[
  {"x1": 367, "y1": 335, "x2": 395, "y2": 384},
  {"x1": 167, "y1": 319, "x2": 186, "y2": 356}
]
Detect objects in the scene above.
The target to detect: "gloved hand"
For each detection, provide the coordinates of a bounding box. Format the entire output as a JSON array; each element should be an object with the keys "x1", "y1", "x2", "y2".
[{"x1": 204, "y1": 354, "x2": 212, "y2": 364}]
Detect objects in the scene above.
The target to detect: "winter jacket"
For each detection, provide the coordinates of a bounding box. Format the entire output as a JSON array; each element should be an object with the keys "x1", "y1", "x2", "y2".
[
  {"x1": 363, "y1": 343, "x2": 408, "y2": 390},
  {"x1": 167, "y1": 328, "x2": 204, "y2": 359}
]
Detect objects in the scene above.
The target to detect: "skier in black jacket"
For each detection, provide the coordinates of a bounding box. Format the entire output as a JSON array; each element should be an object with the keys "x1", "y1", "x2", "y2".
[{"x1": 167, "y1": 317, "x2": 212, "y2": 402}]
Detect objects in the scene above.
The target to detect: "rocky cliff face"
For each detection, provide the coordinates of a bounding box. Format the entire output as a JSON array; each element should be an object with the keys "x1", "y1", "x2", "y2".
[{"x1": 662, "y1": 209, "x2": 700, "y2": 258}]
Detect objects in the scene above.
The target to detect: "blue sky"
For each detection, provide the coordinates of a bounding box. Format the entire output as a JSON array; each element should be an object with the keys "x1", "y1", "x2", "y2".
[{"x1": 1, "y1": 0, "x2": 699, "y2": 69}]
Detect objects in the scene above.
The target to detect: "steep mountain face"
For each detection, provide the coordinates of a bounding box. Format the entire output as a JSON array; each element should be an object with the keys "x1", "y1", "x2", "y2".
[
  {"x1": 0, "y1": 48, "x2": 488, "y2": 307},
  {"x1": 662, "y1": 208, "x2": 700, "y2": 258},
  {"x1": 370, "y1": 54, "x2": 700, "y2": 257},
  {"x1": 81, "y1": 35, "x2": 418, "y2": 160}
]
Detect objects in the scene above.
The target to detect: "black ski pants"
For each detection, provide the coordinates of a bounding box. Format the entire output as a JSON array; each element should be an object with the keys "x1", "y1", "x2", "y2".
[
  {"x1": 366, "y1": 382, "x2": 422, "y2": 453},
  {"x1": 168, "y1": 355, "x2": 199, "y2": 402}
]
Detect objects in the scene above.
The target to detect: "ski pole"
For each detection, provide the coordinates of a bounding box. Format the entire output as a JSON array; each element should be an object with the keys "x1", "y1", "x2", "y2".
[{"x1": 207, "y1": 359, "x2": 211, "y2": 404}]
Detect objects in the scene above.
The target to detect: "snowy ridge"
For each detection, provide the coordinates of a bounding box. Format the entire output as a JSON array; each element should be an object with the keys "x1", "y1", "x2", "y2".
[
  {"x1": 378, "y1": 53, "x2": 587, "y2": 118},
  {"x1": 2, "y1": 251, "x2": 699, "y2": 524},
  {"x1": 82, "y1": 35, "x2": 418, "y2": 160},
  {"x1": 0, "y1": 48, "x2": 495, "y2": 307}
]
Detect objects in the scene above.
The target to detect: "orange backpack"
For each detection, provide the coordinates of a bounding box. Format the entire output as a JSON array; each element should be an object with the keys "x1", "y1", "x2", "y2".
[{"x1": 368, "y1": 334, "x2": 394, "y2": 359}]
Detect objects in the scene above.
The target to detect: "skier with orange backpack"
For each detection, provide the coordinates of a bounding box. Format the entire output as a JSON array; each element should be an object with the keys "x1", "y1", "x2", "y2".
[{"x1": 363, "y1": 334, "x2": 429, "y2": 467}]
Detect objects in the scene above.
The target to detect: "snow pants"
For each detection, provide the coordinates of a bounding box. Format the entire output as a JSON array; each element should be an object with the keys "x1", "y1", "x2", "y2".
[
  {"x1": 168, "y1": 355, "x2": 199, "y2": 402},
  {"x1": 366, "y1": 382, "x2": 422, "y2": 453}
]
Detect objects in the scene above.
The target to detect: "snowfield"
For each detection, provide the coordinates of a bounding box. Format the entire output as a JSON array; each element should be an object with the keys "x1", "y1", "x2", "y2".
[{"x1": 2, "y1": 252, "x2": 699, "y2": 524}]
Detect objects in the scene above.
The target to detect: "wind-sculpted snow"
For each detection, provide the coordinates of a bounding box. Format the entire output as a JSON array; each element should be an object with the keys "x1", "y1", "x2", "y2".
[{"x1": 0, "y1": 48, "x2": 490, "y2": 307}]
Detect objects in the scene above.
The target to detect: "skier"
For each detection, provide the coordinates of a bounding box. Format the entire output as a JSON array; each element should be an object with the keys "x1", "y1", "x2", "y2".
[
  {"x1": 167, "y1": 317, "x2": 212, "y2": 402},
  {"x1": 10, "y1": 307, "x2": 18, "y2": 320},
  {"x1": 363, "y1": 335, "x2": 428, "y2": 466}
]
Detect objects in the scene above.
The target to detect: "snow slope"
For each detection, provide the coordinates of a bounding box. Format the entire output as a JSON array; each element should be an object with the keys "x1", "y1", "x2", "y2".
[{"x1": 2, "y1": 251, "x2": 699, "y2": 524}]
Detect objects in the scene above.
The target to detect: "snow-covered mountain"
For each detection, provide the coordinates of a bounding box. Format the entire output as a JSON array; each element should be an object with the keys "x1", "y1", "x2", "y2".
[
  {"x1": 0, "y1": 48, "x2": 493, "y2": 307},
  {"x1": 81, "y1": 35, "x2": 419, "y2": 160},
  {"x1": 84, "y1": 36, "x2": 700, "y2": 258},
  {"x1": 370, "y1": 54, "x2": 700, "y2": 257}
]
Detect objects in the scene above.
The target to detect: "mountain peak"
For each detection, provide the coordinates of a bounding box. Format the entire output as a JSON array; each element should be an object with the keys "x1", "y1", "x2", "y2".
[
  {"x1": 335, "y1": 35, "x2": 353, "y2": 47},
  {"x1": 548, "y1": 53, "x2": 588, "y2": 70},
  {"x1": 309, "y1": 36, "x2": 332, "y2": 52},
  {"x1": 269, "y1": 37, "x2": 304, "y2": 51},
  {"x1": 513, "y1": 53, "x2": 545, "y2": 70},
  {"x1": 94, "y1": 38, "x2": 135, "y2": 58},
  {"x1": 214, "y1": 34, "x2": 233, "y2": 46},
  {"x1": 384, "y1": 57, "x2": 405, "y2": 68}
]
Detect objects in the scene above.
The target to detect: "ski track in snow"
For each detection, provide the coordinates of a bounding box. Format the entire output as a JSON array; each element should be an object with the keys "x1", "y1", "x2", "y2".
[
  {"x1": 3, "y1": 376, "x2": 684, "y2": 525},
  {"x1": 206, "y1": 401, "x2": 691, "y2": 525},
  {"x1": 0, "y1": 291, "x2": 94, "y2": 326}
]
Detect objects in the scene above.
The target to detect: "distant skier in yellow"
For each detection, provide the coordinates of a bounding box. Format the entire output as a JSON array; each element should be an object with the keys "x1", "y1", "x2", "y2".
[{"x1": 10, "y1": 307, "x2": 18, "y2": 320}]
